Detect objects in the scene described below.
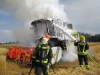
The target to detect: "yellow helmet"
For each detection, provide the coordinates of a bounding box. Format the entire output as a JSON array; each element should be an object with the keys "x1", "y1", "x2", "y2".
[
  {"x1": 41, "y1": 37, "x2": 48, "y2": 44},
  {"x1": 80, "y1": 35, "x2": 85, "y2": 41}
]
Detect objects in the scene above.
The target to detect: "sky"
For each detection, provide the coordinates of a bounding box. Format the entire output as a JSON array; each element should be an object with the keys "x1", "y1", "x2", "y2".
[{"x1": 0, "y1": 0, "x2": 100, "y2": 42}]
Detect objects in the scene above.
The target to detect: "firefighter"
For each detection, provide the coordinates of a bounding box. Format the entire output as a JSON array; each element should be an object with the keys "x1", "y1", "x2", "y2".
[
  {"x1": 32, "y1": 37, "x2": 53, "y2": 75},
  {"x1": 74, "y1": 35, "x2": 90, "y2": 70}
]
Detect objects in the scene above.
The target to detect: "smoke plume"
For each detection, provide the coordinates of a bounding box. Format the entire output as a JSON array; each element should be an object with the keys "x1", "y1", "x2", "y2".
[
  {"x1": 1, "y1": 0, "x2": 78, "y2": 62},
  {"x1": 60, "y1": 44, "x2": 78, "y2": 62},
  {"x1": 2, "y1": 0, "x2": 68, "y2": 46}
]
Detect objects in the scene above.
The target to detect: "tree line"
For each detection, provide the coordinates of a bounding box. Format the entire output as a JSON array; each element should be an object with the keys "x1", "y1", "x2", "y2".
[{"x1": 79, "y1": 32, "x2": 100, "y2": 42}]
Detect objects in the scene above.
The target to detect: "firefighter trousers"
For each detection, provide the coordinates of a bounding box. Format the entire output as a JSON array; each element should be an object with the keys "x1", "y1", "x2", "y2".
[
  {"x1": 78, "y1": 55, "x2": 89, "y2": 65},
  {"x1": 35, "y1": 63, "x2": 49, "y2": 75}
]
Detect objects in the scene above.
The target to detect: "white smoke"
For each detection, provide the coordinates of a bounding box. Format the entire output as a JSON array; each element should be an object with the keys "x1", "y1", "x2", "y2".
[
  {"x1": 24, "y1": 0, "x2": 68, "y2": 21},
  {"x1": 10, "y1": 0, "x2": 69, "y2": 46},
  {"x1": 60, "y1": 44, "x2": 78, "y2": 62},
  {"x1": 1, "y1": 0, "x2": 78, "y2": 62}
]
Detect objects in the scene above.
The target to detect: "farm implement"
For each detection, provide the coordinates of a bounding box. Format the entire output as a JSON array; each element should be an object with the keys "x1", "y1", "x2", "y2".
[{"x1": 6, "y1": 46, "x2": 35, "y2": 65}]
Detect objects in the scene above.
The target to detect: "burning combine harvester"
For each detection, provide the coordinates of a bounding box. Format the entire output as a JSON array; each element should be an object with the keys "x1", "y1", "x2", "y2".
[
  {"x1": 30, "y1": 18, "x2": 79, "y2": 64},
  {"x1": 6, "y1": 18, "x2": 79, "y2": 65}
]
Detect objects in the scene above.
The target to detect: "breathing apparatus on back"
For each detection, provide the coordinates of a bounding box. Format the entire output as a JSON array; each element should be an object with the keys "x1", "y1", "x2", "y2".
[{"x1": 37, "y1": 37, "x2": 50, "y2": 64}]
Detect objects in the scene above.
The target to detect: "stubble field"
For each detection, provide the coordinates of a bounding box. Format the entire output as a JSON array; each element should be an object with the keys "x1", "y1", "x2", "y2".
[{"x1": 0, "y1": 42, "x2": 100, "y2": 75}]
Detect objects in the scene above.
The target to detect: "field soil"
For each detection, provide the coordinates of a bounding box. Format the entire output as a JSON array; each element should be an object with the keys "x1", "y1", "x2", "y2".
[{"x1": 0, "y1": 42, "x2": 100, "y2": 75}]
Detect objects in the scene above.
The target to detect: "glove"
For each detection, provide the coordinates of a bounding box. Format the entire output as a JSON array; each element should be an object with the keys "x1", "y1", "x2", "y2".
[
  {"x1": 74, "y1": 40, "x2": 77, "y2": 42},
  {"x1": 74, "y1": 40, "x2": 77, "y2": 43}
]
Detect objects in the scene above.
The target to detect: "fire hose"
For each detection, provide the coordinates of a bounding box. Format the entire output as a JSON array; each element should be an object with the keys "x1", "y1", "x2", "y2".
[
  {"x1": 28, "y1": 63, "x2": 35, "y2": 75},
  {"x1": 70, "y1": 52, "x2": 100, "y2": 75},
  {"x1": 49, "y1": 61, "x2": 57, "y2": 75},
  {"x1": 87, "y1": 52, "x2": 100, "y2": 67}
]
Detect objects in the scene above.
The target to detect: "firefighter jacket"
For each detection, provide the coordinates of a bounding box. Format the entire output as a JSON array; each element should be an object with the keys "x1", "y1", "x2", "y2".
[
  {"x1": 32, "y1": 44, "x2": 53, "y2": 64},
  {"x1": 74, "y1": 41, "x2": 89, "y2": 55}
]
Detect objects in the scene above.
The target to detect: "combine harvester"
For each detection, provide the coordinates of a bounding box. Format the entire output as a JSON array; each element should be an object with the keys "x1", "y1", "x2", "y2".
[
  {"x1": 30, "y1": 18, "x2": 79, "y2": 64},
  {"x1": 6, "y1": 18, "x2": 79, "y2": 65}
]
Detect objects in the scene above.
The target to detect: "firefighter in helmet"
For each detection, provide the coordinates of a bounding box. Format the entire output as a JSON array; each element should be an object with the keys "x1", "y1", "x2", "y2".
[
  {"x1": 32, "y1": 37, "x2": 53, "y2": 75},
  {"x1": 74, "y1": 35, "x2": 90, "y2": 70}
]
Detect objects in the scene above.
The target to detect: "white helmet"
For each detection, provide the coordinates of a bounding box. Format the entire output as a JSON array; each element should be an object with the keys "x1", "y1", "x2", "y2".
[{"x1": 41, "y1": 37, "x2": 48, "y2": 44}]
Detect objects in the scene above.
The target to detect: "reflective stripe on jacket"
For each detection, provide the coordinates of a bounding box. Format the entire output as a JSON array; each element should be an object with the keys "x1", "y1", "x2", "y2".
[
  {"x1": 38, "y1": 44, "x2": 50, "y2": 56},
  {"x1": 78, "y1": 42, "x2": 87, "y2": 55},
  {"x1": 32, "y1": 44, "x2": 50, "y2": 64},
  {"x1": 36, "y1": 59, "x2": 48, "y2": 63}
]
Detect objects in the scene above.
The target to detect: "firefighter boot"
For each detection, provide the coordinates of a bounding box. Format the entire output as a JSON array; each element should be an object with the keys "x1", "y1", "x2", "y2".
[
  {"x1": 80, "y1": 65, "x2": 84, "y2": 68},
  {"x1": 86, "y1": 65, "x2": 90, "y2": 70}
]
